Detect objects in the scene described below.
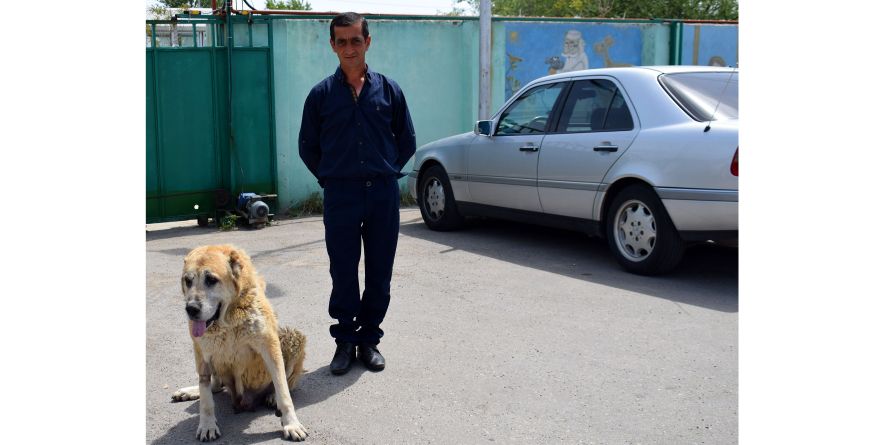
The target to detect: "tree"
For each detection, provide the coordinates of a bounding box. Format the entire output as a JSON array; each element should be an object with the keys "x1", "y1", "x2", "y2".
[
  {"x1": 266, "y1": 0, "x2": 312, "y2": 10},
  {"x1": 156, "y1": 0, "x2": 212, "y2": 8},
  {"x1": 148, "y1": 0, "x2": 212, "y2": 19},
  {"x1": 452, "y1": 0, "x2": 737, "y2": 20}
]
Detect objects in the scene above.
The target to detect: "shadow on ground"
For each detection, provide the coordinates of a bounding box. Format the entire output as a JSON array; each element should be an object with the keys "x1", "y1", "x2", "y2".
[
  {"x1": 150, "y1": 366, "x2": 367, "y2": 445},
  {"x1": 398, "y1": 215, "x2": 738, "y2": 313}
]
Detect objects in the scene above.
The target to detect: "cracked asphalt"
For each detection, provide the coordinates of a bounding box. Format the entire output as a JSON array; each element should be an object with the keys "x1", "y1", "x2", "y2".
[{"x1": 146, "y1": 207, "x2": 737, "y2": 444}]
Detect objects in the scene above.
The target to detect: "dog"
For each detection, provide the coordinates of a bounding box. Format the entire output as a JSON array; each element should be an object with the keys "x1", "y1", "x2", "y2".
[{"x1": 171, "y1": 244, "x2": 308, "y2": 442}]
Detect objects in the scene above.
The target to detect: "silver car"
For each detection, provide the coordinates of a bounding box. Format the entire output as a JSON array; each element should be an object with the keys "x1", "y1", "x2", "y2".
[{"x1": 407, "y1": 66, "x2": 738, "y2": 275}]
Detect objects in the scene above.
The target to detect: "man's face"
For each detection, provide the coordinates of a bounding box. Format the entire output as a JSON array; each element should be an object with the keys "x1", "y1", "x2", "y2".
[{"x1": 330, "y1": 22, "x2": 371, "y2": 71}]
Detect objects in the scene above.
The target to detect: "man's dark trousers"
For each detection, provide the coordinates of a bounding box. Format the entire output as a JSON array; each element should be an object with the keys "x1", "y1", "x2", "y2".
[{"x1": 323, "y1": 176, "x2": 400, "y2": 346}]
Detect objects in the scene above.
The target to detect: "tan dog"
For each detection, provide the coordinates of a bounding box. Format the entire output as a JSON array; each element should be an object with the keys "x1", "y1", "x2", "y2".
[{"x1": 171, "y1": 245, "x2": 308, "y2": 442}]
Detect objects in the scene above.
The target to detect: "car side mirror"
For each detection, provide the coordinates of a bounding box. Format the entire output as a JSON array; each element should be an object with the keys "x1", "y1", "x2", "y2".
[{"x1": 475, "y1": 120, "x2": 493, "y2": 136}]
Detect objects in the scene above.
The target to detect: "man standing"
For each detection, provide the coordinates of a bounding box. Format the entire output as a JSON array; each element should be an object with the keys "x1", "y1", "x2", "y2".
[{"x1": 298, "y1": 12, "x2": 416, "y2": 376}]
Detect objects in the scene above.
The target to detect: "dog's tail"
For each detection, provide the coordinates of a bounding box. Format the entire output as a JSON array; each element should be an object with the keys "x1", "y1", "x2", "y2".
[{"x1": 278, "y1": 326, "x2": 307, "y2": 390}]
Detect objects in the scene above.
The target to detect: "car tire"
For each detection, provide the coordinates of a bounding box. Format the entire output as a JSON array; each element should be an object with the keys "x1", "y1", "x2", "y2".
[
  {"x1": 606, "y1": 184, "x2": 684, "y2": 275},
  {"x1": 418, "y1": 165, "x2": 464, "y2": 231}
]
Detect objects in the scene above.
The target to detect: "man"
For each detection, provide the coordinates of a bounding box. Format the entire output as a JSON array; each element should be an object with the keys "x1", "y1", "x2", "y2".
[{"x1": 298, "y1": 12, "x2": 416, "y2": 376}]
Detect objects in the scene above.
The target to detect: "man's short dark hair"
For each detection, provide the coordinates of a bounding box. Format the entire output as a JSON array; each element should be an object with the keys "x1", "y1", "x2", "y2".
[{"x1": 330, "y1": 12, "x2": 369, "y2": 41}]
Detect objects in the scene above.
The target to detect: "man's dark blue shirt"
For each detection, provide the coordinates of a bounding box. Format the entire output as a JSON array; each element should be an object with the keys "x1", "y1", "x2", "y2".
[{"x1": 299, "y1": 66, "x2": 416, "y2": 187}]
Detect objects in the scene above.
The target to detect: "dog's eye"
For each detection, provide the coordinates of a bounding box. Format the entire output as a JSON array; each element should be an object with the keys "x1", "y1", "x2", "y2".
[
  {"x1": 184, "y1": 277, "x2": 193, "y2": 288},
  {"x1": 204, "y1": 275, "x2": 218, "y2": 286}
]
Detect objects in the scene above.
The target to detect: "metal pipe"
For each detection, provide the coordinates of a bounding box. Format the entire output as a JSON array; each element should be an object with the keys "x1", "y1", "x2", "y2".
[
  {"x1": 478, "y1": 0, "x2": 491, "y2": 120},
  {"x1": 237, "y1": 10, "x2": 343, "y2": 16}
]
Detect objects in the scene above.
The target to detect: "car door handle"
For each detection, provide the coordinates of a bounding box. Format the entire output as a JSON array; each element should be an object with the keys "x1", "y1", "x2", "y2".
[
  {"x1": 593, "y1": 145, "x2": 619, "y2": 152},
  {"x1": 519, "y1": 143, "x2": 539, "y2": 152}
]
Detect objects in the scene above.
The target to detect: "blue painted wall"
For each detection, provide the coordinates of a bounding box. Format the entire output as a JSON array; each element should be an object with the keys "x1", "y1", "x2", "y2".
[
  {"x1": 681, "y1": 24, "x2": 738, "y2": 67},
  {"x1": 502, "y1": 22, "x2": 646, "y2": 99}
]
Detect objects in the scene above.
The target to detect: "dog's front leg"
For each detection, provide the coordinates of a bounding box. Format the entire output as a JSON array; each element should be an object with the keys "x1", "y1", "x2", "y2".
[
  {"x1": 195, "y1": 360, "x2": 221, "y2": 441},
  {"x1": 256, "y1": 337, "x2": 307, "y2": 441}
]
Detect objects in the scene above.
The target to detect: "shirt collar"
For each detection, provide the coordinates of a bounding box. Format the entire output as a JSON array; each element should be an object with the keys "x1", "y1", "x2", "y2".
[{"x1": 334, "y1": 65, "x2": 374, "y2": 84}]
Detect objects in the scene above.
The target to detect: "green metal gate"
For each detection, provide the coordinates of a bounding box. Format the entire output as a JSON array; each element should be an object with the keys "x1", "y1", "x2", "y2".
[{"x1": 146, "y1": 15, "x2": 277, "y2": 224}]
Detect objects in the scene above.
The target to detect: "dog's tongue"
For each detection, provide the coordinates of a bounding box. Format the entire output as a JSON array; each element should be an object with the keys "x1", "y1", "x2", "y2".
[{"x1": 191, "y1": 320, "x2": 207, "y2": 337}]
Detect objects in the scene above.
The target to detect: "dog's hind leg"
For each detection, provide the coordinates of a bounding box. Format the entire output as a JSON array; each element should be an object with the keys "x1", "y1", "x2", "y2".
[
  {"x1": 172, "y1": 374, "x2": 224, "y2": 402},
  {"x1": 172, "y1": 385, "x2": 200, "y2": 402},
  {"x1": 278, "y1": 326, "x2": 307, "y2": 391}
]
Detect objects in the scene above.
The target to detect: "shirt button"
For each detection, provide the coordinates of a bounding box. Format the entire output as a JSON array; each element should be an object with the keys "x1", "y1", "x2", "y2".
[
  {"x1": 366, "y1": 181, "x2": 372, "y2": 187},
  {"x1": 358, "y1": 141, "x2": 363, "y2": 145},
  {"x1": 360, "y1": 160, "x2": 365, "y2": 164}
]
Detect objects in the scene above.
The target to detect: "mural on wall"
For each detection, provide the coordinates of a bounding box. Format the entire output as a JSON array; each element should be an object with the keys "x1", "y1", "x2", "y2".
[
  {"x1": 504, "y1": 22, "x2": 643, "y2": 100},
  {"x1": 681, "y1": 24, "x2": 738, "y2": 67}
]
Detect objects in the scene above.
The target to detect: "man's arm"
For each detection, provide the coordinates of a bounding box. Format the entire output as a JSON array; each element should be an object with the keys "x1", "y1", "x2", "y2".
[
  {"x1": 298, "y1": 88, "x2": 323, "y2": 183},
  {"x1": 391, "y1": 85, "x2": 417, "y2": 176}
]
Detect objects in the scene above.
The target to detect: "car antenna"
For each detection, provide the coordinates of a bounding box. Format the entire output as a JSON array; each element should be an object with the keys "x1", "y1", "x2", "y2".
[{"x1": 704, "y1": 66, "x2": 737, "y2": 133}]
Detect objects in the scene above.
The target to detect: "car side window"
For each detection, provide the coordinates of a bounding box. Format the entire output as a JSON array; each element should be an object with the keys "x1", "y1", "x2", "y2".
[
  {"x1": 496, "y1": 82, "x2": 567, "y2": 135},
  {"x1": 556, "y1": 79, "x2": 634, "y2": 133}
]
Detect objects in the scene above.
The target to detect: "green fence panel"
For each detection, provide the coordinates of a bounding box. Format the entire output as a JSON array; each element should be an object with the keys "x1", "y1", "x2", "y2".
[
  {"x1": 146, "y1": 17, "x2": 277, "y2": 223},
  {"x1": 146, "y1": 51, "x2": 162, "y2": 219},
  {"x1": 230, "y1": 48, "x2": 276, "y2": 199},
  {"x1": 147, "y1": 48, "x2": 222, "y2": 222}
]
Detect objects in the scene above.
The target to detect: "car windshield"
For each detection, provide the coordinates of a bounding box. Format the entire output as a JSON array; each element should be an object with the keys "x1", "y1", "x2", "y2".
[{"x1": 659, "y1": 71, "x2": 738, "y2": 121}]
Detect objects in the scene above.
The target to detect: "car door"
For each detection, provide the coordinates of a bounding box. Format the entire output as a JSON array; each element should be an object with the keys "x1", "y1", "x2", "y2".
[
  {"x1": 468, "y1": 81, "x2": 568, "y2": 212},
  {"x1": 537, "y1": 77, "x2": 639, "y2": 220}
]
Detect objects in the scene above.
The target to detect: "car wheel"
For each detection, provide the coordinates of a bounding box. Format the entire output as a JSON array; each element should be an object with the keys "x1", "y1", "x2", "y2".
[
  {"x1": 418, "y1": 165, "x2": 464, "y2": 231},
  {"x1": 606, "y1": 184, "x2": 684, "y2": 275}
]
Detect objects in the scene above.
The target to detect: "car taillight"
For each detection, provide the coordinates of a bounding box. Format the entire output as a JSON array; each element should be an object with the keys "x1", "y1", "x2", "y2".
[{"x1": 730, "y1": 148, "x2": 738, "y2": 176}]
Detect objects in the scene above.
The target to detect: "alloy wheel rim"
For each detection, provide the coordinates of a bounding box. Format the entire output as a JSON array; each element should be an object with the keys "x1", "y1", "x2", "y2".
[
  {"x1": 614, "y1": 199, "x2": 656, "y2": 262},
  {"x1": 424, "y1": 178, "x2": 445, "y2": 221}
]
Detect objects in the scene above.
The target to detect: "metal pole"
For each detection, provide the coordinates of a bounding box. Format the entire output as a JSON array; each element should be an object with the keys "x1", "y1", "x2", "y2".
[{"x1": 479, "y1": 0, "x2": 492, "y2": 120}]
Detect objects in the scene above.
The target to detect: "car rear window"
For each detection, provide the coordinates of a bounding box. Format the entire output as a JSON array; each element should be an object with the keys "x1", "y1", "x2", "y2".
[{"x1": 659, "y1": 71, "x2": 738, "y2": 121}]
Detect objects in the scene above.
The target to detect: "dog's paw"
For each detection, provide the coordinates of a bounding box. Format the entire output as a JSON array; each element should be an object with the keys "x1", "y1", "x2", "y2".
[
  {"x1": 171, "y1": 385, "x2": 200, "y2": 402},
  {"x1": 196, "y1": 419, "x2": 221, "y2": 441},
  {"x1": 281, "y1": 419, "x2": 307, "y2": 441}
]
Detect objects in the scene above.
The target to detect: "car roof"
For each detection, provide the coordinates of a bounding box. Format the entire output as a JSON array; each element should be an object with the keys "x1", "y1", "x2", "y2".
[{"x1": 532, "y1": 65, "x2": 738, "y2": 84}]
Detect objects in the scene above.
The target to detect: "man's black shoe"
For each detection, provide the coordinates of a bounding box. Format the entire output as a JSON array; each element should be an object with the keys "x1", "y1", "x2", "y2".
[
  {"x1": 358, "y1": 343, "x2": 385, "y2": 371},
  {"x1": 330, "y1": 342, "x2": 356, "y2": 375}
]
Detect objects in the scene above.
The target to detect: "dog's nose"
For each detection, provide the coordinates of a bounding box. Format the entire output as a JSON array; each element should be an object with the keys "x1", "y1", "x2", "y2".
[{"x1": 185, "y1": 302, "x2": 201, "y2": 318}]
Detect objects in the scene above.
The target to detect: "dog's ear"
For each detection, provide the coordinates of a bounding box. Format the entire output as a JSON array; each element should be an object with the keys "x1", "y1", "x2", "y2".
[{"x1": 228, "y1": 249, "x2": 243, "y2": 280}]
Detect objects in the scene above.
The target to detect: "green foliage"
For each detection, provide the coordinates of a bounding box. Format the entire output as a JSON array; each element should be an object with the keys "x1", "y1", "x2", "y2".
[
  {"x1": 287, "y1": 187, "x2": 415, "y2": 217},
  {"x1": 156, "y1": 0, "x2": 212, "y2": 8},
  {"x1": 454, "y1": 0, "x2": 737, "y2": 20},
  {"x1": 219, "y1": 214, "x2": 239, "y2": 231},
  {"x1": 288, "y1": 192, "x2": 324, "y2": 217},
  {"x1": 148, "y1": 0, "x2": 211, "y2": 19},
  {"x1": 400, "y1": 186, "x2": 417, "y2": 207},
  {"x1": 266, "y1": 0, "x2": 312, "y2": 10}
]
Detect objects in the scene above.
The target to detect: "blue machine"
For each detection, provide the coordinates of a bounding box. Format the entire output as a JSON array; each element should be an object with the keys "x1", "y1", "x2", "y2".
[{"x1": 236, "y1": 192, "x2": 276, "y2": 229}]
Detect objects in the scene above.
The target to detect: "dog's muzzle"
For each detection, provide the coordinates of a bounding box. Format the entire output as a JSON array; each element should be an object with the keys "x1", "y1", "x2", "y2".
[{"x1": 187, "y1": 304, "x2": 221, "y2": 338}]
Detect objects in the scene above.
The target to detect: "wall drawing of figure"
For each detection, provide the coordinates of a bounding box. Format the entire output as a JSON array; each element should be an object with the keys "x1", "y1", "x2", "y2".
[
  {"x1": 544, "y1": 30, "x2": 590, "y2": 75},
  {"x1": 504, "y1": 22, "x2": 644, "y2": 100}
]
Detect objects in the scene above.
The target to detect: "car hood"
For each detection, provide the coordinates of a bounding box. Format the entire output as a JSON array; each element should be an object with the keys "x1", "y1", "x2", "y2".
[{"x1": 418, "y1": 131, "x2": 475, "y2": 152}]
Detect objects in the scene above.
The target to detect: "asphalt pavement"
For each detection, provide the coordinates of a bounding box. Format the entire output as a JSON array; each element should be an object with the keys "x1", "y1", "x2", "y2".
[{"x1": 146, "y1": 207, "x2": 737, "y2": 444}]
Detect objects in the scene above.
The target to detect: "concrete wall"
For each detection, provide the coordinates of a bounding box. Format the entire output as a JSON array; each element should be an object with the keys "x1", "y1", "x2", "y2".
[
  {"x1": 272, "y1": 18, "x2": 501, "y2": 211},
  {"x1": 269, "y1": 17, "x2": 737, "y2": 211}
]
